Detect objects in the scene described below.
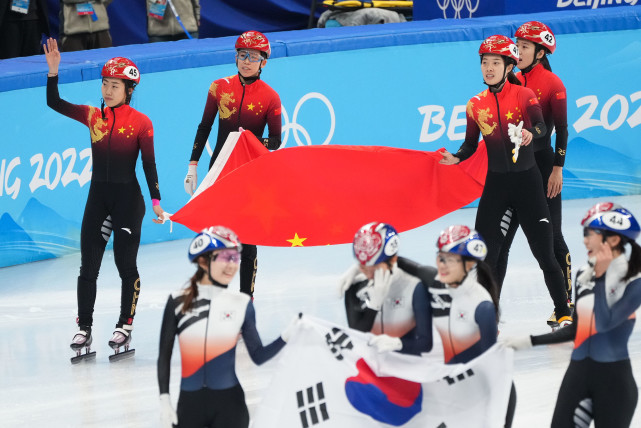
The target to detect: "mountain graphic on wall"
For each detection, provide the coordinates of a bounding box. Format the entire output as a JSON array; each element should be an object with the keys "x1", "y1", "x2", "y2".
[
  {"x1": 17, "y1": 197, "x2": 82, "y2": 255},
  {"x1": 563, "y1": 137, "x2": 641, "y2": 199},
  {"x1": 0, "y1": 198, "x2": 82, "y2": 268},
  {"x1": 0, "y1": 212, "x2": 56, "y2": 268}
]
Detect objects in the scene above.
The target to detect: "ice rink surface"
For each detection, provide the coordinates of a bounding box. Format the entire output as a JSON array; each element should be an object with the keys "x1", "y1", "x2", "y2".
[{"x1": 1, "y1": 195, "x2": 640, "y2": 428}]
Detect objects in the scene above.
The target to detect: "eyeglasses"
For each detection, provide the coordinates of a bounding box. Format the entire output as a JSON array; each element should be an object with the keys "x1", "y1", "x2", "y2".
[
  {"x1": 212, "y1": 249, "x2": 241, "y2": 264},
  {"x1": 436, "y1": 253, "x2": 462, "y2": 266},
  {"x1": 236, "y1": 50, "x2": 264, "y2": 63}
]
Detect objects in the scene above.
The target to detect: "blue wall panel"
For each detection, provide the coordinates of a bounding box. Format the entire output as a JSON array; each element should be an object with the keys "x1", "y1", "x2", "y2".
[{"x1": 1, "y1": 8, "x2": 640, "y2": 267}]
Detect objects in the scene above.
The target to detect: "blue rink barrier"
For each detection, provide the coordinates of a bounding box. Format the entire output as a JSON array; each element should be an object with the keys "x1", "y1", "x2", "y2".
[{"x1": 1, "y1": 7, "x2": 640, "y2": 267}]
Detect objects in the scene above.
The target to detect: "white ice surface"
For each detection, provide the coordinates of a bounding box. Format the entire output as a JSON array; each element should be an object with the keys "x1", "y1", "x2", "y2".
[{"x1": 1, "y1": 195, "x2": 640, "y2": 428}]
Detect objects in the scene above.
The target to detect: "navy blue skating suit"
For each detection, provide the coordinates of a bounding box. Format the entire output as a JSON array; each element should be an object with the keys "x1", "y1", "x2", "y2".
[
  {"x1": 532, "y1": 255, "x2": 641, "y2": 427},
  {"x1": 157, "y1": 284, "x2": 285, "y2": 428}
]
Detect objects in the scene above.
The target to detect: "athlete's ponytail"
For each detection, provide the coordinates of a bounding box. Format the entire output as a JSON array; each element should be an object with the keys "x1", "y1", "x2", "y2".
[
  {"x1": 624, "y1": 240, "x2": 641, "y2": 282},
  {"x1": 505, "y1": 57, "x2": 521, "y2": 86},
  {"x1": 507, "y1": 71, "x2": 521, "y2": 86},
  {"x1": 124, "y1": 80, "x2": 136, "y2": 105},
  {"x1": 539, "y1": 55, "x2": 552, "y2": 72},
  {"x1": 182, "y1": 259, "x2": 206, "y2": 313},
  {"x1": 469, "y1": 259, "x2": 501, "y2": 323}
]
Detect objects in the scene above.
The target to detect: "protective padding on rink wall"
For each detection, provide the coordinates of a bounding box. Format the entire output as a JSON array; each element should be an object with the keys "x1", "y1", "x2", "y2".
[
  {"x1": 1, "y1": 6, "x2": 640, "y2": 92},
  {"x1": 1, "y1": 7, "x2": 640, "y2": 267}
]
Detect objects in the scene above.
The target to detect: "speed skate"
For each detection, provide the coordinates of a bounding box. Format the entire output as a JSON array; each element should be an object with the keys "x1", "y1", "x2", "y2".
[
  {"x1": 70, "y1": 328, "x2": 96, "y2": 364},
  {"x1": 108, "y1": 325, "x2": 135, "y2": 362}
]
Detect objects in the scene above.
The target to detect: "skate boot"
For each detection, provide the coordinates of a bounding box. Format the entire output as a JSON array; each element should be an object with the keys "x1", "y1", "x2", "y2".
[
  {"x1": 552, "y1": 307, "x2": 573, "y2": 331},
  {"x1": 546, "y1": 311, "x2": 559, "y2": 329},
  {"x1": 70, "y1": 325, "x2": 96, "y2": 364},
  {"x1": 547, "y1": 301, "x2": 575, "y2": 330},
  {"x1": 108, "y1": 323, "x2": 135, "y2": 362}
]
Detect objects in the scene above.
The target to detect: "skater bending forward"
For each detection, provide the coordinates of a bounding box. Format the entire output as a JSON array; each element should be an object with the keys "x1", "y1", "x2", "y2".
[
  {"x1": 157, "y1": 226, "x2": 300, "y2": 428},
  {"x1": 44, "y1": 38, "x2": 167, "y2": 360},
  {"x1": 501, "y1": 202, "x2": 641, "y2": 427},
  {"x1": 339, "y1": 222, "x2": 433, "y2": 355}
]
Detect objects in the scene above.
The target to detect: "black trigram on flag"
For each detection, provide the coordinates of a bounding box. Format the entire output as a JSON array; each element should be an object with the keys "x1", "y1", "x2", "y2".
[
  {"x1": 296, "y1": 382, "x2": 329, "y2": 427},
  {"x1": 324, "y1": 327, "x2": 353, "y2": 361},
  {"x1": 443, "y1": 368, "x2": 475, "y2": 385}
]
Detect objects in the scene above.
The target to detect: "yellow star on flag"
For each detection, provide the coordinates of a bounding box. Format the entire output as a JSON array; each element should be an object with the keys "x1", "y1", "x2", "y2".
[
  {"x1": 286, "y1": 233, "x2": 307, "y2": 247},
  {"x1": 118, "y1": 127, "x2": 125, "y2": 133},
  {"x1": 505, "y1": 111, "x2": 513, "y2": 120},
  {"x1": 247, "y1": 103, "x2": 255, "y2": 111}
]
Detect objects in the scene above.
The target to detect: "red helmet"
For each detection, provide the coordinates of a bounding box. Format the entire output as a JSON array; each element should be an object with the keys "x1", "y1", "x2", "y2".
[
  {"x1": 479, "y1": 35, "x2": 519, "y2": 64},
  {"x1": 235, "y1": 31, "x2": 271, "y2": 59},
  {"x1": 101, "y1": 57, "x2": 140, "y2": 84},
  {"x1": 515, "y1": 21, "x2": 556, "y2": 54}
]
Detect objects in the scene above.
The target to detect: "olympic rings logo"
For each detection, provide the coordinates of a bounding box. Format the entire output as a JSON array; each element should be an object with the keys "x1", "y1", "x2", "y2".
[
  {"x1": 436, "y1": 0, "x2": 480, "y2": 19},
  {"x1": 281, "y1": 92, "x2": 335, "y2": 147}
]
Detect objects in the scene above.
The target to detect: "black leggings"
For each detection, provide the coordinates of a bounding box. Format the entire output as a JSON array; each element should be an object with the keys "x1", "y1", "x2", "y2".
[
  {"x1": 496, "y1": 148, "x2": 572, "y2": 300},
  {"x1": 475, "y1": 168, "x2": 568, "y2": 315},
  {"x1": 552, "y1": 358, "x2": 638, "y2": 428},
  {"x1": 240, "y1": 244, "x2": 257, "y2": 297},
  {"x1": 77, "y1": 181, "x2": 145, "y2": 327},
  {"x1": 207, "y1": 155, "x2": 258, "y2": 297},
  {"x1": 177, "y1": 384, "x2": 249, "y2": 428}
]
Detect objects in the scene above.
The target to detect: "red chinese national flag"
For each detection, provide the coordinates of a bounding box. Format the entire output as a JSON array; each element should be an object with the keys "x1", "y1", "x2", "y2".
[{"x1": 171, "y1": 131, "x2": 487, "y2": 246}]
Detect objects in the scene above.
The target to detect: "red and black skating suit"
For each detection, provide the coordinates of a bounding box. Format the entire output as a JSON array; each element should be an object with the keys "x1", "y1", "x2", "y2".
[
  {"x1": 454, "y1": 81, "x2": 570, "y2": 319},
  {"x1": 157, "y1": 284, "x2": 285, "y2": 428},
  {"x1": 531, "y1": 256, "x2": 641, "y2": 427},
  {"x1": 47, "y1": 75, "x2": 161, "y2": 328},
  {"x1": 190, "y1": 73, "x2": 282, "y2": 166},
  {"x1": 189, "y1": 73, "x2": 282, "y2": 297},
  {"x1": 497, "y1": 63, "x2": 572, "y2": 300}
]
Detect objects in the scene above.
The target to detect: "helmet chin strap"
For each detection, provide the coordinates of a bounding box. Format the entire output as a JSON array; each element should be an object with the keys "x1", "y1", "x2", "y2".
[
  {"x1": 450, "y1": 260, "x2": 475, "y2": 287},
  {"x1": 209, "y1": 276, "x2": 228, "y2": 288},
  {"x1": 519, "y1": 60, "x2": 538, "y2": 74},
  {"x1": 236, "y1": 58, "x2": 263, "y2": 84},
  {"x1": 519, "y1": 46, "x2": 544, "y2": 74},
  {"x1": 484, "y1": 65, "x2": 509, "y2": 92},
  {"x1": 207, "y1": 254, "x2": 230, "y2": 288}
]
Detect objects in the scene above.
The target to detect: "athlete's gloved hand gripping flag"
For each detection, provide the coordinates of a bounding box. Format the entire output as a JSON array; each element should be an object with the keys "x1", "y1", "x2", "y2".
[
  {"x1": 508, "y1": 121, "x2": 524, "y2": 163},
  {"x1": 171, "y1": 131, "x2": 487, "y2": 246},
  {"x1": 252, "y1": 316, "x2": 514, "y2": 428}
]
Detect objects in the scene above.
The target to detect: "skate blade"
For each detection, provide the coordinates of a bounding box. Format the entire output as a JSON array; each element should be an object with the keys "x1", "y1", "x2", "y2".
[
  {"x1": 108, "y1": 348, "x2": 135, "y2": 363},
  {"x1": 70, "y1": 351, "x2": 96, "y2": 365}
]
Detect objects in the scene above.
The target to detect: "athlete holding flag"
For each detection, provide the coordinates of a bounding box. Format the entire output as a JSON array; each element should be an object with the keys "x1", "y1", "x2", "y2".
[
  {"x1": 339, "y1": 222, "x2": 433, "y2": 356},
  {"x1": 157, "y1": 226, "x2": 299, "y2": 428},
  {"x1": 497, "y1": 21, "x2": 573, "y2": 329},
  {"x1": 184, "y1": 31, "x2": 282, "y2": 298},
  {"x1": 439, "y1": 35, "x2": 572, "y2": 328}
]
